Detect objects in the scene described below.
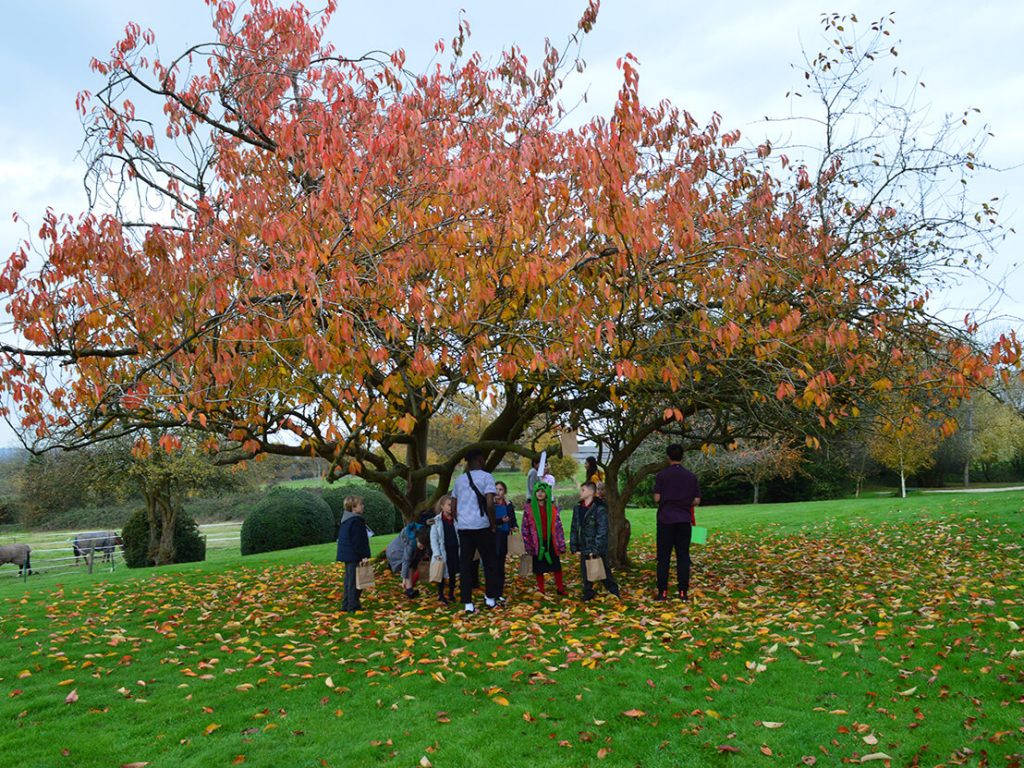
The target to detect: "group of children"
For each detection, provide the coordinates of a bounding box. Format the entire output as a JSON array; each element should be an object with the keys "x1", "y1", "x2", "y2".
[{"x1": 336, "y1": 461, "x2": 620, "y2": 613}]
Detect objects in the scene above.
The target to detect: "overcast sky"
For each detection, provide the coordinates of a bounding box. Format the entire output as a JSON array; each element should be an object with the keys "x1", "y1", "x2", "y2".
[{"x1": 0, "y1": 1, "x2": 1022, "y2": 447}]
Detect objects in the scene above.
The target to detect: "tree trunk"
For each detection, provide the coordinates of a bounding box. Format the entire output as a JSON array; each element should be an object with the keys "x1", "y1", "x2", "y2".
[
  {"x1": 752, "y1": 481, "x2": 760, "y2": 505},
  {"x1": 142, "y1": 489, "x2": 161, "y2": 566},
  {"x1": 899, "y1": 454, "x2": 907, "y2": 499},
  {"x1": 156, "y1": 497, "x2": 178, "y2": 566},
  {"x1": 603, "y1": 471, "x2": 632, "y2": 571},
  {"x1": 405, "y1": 417, "x2": 430, "y2": 521},
  {"x1": 142, "y1": 478, "x2": 178, "y2": 566},
  {"x1": 962, "y1": 401, "x2": 973, "y2": 488}
]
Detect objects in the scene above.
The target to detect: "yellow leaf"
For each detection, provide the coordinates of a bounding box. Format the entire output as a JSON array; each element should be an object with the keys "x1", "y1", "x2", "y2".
[
  {"x1": 17, "y1": 670, "x2": 31, "y2": 679},
  {"x1": 204, "y1": 723, "x2": 221, "y2": 736},
  {"x1": 492, "y1": 696, "x2": 510, "y2": 706}
]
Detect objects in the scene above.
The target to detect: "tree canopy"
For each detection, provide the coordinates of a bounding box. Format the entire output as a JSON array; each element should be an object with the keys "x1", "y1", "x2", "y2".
[{"x1": 1, "y1": 3, "x2": 1019, "y2": 531}]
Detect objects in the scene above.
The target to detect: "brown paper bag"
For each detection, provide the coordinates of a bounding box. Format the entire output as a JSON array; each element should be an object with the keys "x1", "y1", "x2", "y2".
[
  {"x1": 507, "y1": 530, "x2": 526, "y2": 557},
  {"x1": 429, "y1": 558, "x2": 445, "y2": 583},
  {"x1": 355, "y1": 561, "x2": 375, "y2": 590},
  {"x1": 518, "y1": 554, "x2": 533, "y2": 576},
  {"x1": 585, "y1": 555, "x2": 606, "y2": 582}
]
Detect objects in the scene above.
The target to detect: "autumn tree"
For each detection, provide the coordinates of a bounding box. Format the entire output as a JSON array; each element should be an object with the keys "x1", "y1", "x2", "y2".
[{"x1": 0, "y1": 4, "x2": 1018, "y2": 542}]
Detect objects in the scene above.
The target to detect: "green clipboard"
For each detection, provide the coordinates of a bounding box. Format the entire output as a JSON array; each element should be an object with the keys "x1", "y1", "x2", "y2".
[{"x1": 691, "y1": 525, "x2": 708, "y2": 545}]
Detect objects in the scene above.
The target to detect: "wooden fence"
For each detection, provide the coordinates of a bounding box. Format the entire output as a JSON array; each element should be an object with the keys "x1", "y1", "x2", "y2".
[{"x1": 0, "y1": 522, "x2": 243, "y2": 581}]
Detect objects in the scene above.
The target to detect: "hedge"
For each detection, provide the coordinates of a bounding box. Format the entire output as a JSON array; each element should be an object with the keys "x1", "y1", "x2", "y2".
[
  {"x1": 240, "y1": 488, "x2": 335, "y2": 555},
  {"x1": 322, "y1": 483, "x2": 399, "y2": 536}
]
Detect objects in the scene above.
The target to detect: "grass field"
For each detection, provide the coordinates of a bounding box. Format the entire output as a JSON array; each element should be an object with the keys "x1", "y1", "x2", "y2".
[{"x1": 1, "y1": 493, "x2": 1021, "y2": 767}]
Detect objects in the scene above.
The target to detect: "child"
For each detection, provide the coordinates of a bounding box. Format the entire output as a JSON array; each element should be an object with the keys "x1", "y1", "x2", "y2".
[
  {"x1": 336, "y1": 496, "x2": 371, "y2": 613},
  {"x1": 428, "y1": 494, "x2": 459, "y2": 604},
  {"x1": 401, "y1": 527, "x2": 431, "y2": 599},
  {"x1": 570, "y1": 481, "x2": 620, "y2": 600},
  {"x1": 520, "y1": 475, "x2": 566, "y2": 595},
  {"x1": 493, "y1": 481, "x2": 518, "y2": 601}
]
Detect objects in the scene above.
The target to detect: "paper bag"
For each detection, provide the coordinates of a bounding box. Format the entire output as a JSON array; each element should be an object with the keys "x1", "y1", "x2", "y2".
[
  {"x1": 518, "y1": 554, "x2": 533, "y2": 576},
  {"x1": 355, "y1": 561, "x2": 375, "y2": 590},
  {"x1": 429, "y1": 558, "x2": 445, "y2": 583},
  {"x1": 585, "y1": 555, "x2": 606, "y2": 582},
  {"x1": 507, "y1": 530, "x2": 526, "y2": 557}
]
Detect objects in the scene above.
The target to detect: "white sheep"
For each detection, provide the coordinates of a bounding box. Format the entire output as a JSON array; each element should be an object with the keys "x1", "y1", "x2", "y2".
[{"x1": 0, "y1": 543, "x2": 32, "y2": 575}]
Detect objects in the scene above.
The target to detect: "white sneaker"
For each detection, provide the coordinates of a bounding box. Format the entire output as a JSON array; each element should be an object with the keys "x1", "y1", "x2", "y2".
[
  {"x1": 464, "y1": 603, "x2": 476, "y2": 614},
  {"x1": 484, "y1": 597, "x2": 497, "y2": 608}
]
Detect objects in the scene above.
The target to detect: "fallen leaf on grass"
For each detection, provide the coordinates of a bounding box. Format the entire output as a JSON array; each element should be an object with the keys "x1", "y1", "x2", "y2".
[
  {"x1": 232, "y1": 756, "x2": 246, "y2": 765},
  {"x1": 492, "y1": 696, "x2": 509, "y2": 706},
  {"x1": 65, "y1": 689, "x2": 78, "y2": 704},
  {"x1": 801, "y1": 758, "x2": 817, "y2": 766},
  {"x1": 120, "y1": 763, "x2": 150, "y2": 768},
  {"x1": 759, "y1": 721, "x2": 784, "y2": 729},
  {"x1": 203, "y1": 723, "x2": 221, "y2": 736},
  {"x1": 860, "y1": 754, "x2": 892, "y2": 763},
  {"x1": 622, "y1": 709, "x2": 646, "y2": 718},
  {"x1": 420, "y1": 757, "x2": 433, "y2": 768},
  {"x1": 597, "y1": 748, "x2": 610, "y2": 758},
  {"x1": 760, "y1": 745, "x2": 773, "y2": 756},
  {"x1": 897, "y1": 687, "x2": 917, "y2": 696},
  {"x1": 717, "y1": 745, "x2": 740, "y2": 753},
  {"x1": 863, "y1": 734, "x2": 878, "y2": 746}
]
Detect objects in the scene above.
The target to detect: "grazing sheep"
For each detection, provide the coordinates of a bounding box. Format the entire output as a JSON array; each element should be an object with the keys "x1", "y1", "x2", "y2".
[
  {"x1": 73, "y1": 531, "x2": 123, "y2": 564},
  {"x1": 0, "y1": 543, "x2": 32, "y2": 575}
]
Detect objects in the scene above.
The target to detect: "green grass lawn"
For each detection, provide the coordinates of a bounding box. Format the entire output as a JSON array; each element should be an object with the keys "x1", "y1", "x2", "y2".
[{"x1": 1, "y1": 493, "x2": 1021, "y2": 767}]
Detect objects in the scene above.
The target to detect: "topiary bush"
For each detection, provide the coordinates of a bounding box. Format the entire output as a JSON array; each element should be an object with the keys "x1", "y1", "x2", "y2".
[
  {"x1": 321, "y1": 483, "x2": 399, "y2": 536},
  {"x1": 241, "y1": 488, "x2": 335, "y2": 555},
  {"x1": 122, "y1": 507, "x2": 207, "y2": 568},
  {"x1": 546, "y1": 454, "x2": 579, "y2": 483}
]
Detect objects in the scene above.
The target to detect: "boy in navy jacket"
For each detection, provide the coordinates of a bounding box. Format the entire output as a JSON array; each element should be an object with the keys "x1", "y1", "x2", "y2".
[{"x1": 336, "y1": 496, "x2": 372, "y2": 612}]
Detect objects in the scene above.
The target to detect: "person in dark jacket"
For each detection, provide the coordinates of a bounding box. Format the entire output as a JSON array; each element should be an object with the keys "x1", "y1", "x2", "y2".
[
  {"x1": 570, "y1": 481, "x2": 620, "y2": 600},
  {"x1": 336, "y1": 496, "x2": 372, "y2": 612},
  {"x1": 653, "y1": 444, "x2": 701, "y2": 601}
]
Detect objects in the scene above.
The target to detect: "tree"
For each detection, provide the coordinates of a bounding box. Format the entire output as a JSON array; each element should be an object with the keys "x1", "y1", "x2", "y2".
[
  {"x1": 704, "y1": 438, "x2": 804, "y2": 504},
  {"x1": 88, "y1": 433, "x2": 243, "y2": 564},
  {"x1": 970, "y1": 391, "x2": 1024, "y2": 480},
  {"x1": 867, "y1": 401, "x2": 940, "y2": 498},
  {"x1": 1, "y1": 5, "x2": 1017, "y2": 538}
]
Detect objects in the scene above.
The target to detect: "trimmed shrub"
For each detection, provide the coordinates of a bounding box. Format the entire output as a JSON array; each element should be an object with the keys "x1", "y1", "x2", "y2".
[
  {"x1": 546, "y1": 455, "x2": 578, "y2": 483},
  {"x1": 122, "y1": 507, "x2": 207, "y2": 568},
  {"x1": 0, "y1": 498, "x2": 18, "y2": 525},
  {"x1": 322, "y1": 483, "x2": 399, "y2": 536},
  {"x1": 241, "y1": 488, "x2": 334, "y2": 555}
]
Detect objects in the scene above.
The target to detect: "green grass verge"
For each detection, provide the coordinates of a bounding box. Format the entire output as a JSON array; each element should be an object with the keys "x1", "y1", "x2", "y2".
[{"x1": 1, "y1": 493, "x2": 1021, "y2": 767}]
